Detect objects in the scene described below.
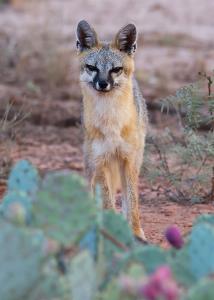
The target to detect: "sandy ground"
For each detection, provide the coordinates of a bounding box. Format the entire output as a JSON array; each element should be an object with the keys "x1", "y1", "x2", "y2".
[{"x1": 0, "y1": 0, "x2": 214, "y2": 246}]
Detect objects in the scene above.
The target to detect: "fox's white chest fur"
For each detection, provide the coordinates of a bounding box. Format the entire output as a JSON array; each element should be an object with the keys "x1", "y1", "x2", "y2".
[
  {"x1": 89, "y1": 94, "x2": 135, "y2": 158},
  {"x1": 93, "y1": 95, "x2": 130, "y2": 135}
]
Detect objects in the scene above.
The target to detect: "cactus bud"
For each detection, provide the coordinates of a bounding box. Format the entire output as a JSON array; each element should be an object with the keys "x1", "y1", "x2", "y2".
[
  {"x1": 118, "y1": 275, "x2": 138, "y2": 296},
  {"x1": 165, "y1": 225, "x2": 184, "y2": 249},
  {"x1": 6, "y1": 202, "x2": 27, "y2": 224}
]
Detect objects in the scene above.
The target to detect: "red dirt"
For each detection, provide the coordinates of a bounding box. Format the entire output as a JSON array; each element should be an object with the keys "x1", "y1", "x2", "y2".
[
  {"x1": 114, "y1": 183, "x2": 213, "y2": 247},
  {"x1": 140, "y1": 197, "x2": 213, "y2": 247},
  {"x1": 0, "y1": 185, "x2": 6, "y2": 198},
  {"x1": 1, "y1": 121, "x2": 213, "y2": 247}
]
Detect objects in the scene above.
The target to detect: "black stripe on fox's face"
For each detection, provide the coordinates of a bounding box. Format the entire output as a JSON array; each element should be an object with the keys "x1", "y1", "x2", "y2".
[
  {"x1": 77, "y1": 21, "x2": 137, "y2": 93},
  {"x1": 91, "y1": 64, "x2": 123, "y2": 93},
  {"x1": 80, "y1": 47, "x2": 125, "y2": 93}
]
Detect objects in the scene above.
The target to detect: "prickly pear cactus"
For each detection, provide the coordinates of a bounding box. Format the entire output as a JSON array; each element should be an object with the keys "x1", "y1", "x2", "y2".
[
  {"x1": 195, "y1": 214, "x2": 214, "y2": 227},
  {"x1": 78, "y1": 187, "x2": 103, "y2": 260},
  {"x1": 100, "y1": 264, "x2": 146, "y2": 300},
  {"x1": 2, "y1": 159, "x2": 214, "y2": 300},
  {"x1": 103, "y1": 210, "x2": 134, "y2": 258},
  {"x1": 188, "y1": 223, "x2": 214, "y2": 279},
  {"x1": 183, "y1": 280, "x2": 214, "y2": 300},
  {"x1": 32, "y1": 172, "x2": 97, "y2": 245},
  {"x1": 0, "y1": 220, "x2": 45, "y2": 300},
  {"x1": 0, "y1": 191, "x2": 32, "y2": 224},
  {"x1": 69, "y1": 250, "x2": 96, "y2": 300},
  {"x1": 79, "y1": 225, "x2": 98, "y2": 259},
  {"x1": 0, "y1": 160, "x2": 39, "y2": 224},
  {"x1": 99, "y1": 281, "x2": 122, "y2": 300},
  {"x1": 169, "y1": 247, "x2": 196, "y2": 287},
  {"x1": 121, "y1": 246, "x2": 168, "y2": 274},
  {"x1": 170, "y1": 218, "x2": 214, "y2": 287},
  {"x1": 7, "y1": 160, "x2": 40, "y2": 196},
  {"x1": 27, "y1": 262, "x2": 71, "y2": 300}
]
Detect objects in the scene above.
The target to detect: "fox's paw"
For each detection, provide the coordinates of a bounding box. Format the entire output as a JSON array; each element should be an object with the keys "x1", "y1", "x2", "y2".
[{"x1": 134, "y1": 228, "x2": 148, "y2": 244}]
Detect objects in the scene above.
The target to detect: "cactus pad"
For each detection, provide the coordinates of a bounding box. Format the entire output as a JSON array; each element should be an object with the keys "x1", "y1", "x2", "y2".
[
  {"x1": 32, "y1": 172, "x2": 96, "y2": 245},
  {"x1": 70, "y1": 251, "x2": 96, "y2": 300},
  {"x1": 0, "y1": 220, "x2": 45, "y2": 300},
  {"x1": 188, "y1": 223, "x2": 214, "y2": 279},
  {"x1": 7, "y1": 160, "x2": 40, "y2": 195},
  {"x1": 103, "y1": 210, "x2": 134, "y2": 258},
  {"x1": 184, "y1": 280, "x2": 214, "y2": 300},
  {"x1": 0, "y1": 191, "x2": 32, "y2": 224}
]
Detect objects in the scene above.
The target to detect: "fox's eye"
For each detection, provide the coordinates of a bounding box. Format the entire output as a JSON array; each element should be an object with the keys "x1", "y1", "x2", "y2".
[
  {"x1": 86, "y1": 64, "x2": 98, "y2": 72},
  {"x1": 111, "y1": 67, "x2": 123, "y2": 73}
]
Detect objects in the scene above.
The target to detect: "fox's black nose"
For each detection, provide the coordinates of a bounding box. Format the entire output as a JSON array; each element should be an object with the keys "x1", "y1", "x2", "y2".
[{"x1": 98, "y1": 81, "x2": 108, "y2": 89}]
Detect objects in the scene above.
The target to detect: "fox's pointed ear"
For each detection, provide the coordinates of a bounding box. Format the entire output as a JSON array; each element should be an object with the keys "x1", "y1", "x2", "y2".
[
  {"x1": 114, "y1": 24, "x2": 137, "y2": 55},
  {"x1": 76, "y1": 20, "x2": 98, "y2": 51}
]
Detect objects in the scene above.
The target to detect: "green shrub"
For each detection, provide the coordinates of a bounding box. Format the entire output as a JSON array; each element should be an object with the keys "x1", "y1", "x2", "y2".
[{"x1": 143, "y1": 73, "x2": 214, "y2": 203}]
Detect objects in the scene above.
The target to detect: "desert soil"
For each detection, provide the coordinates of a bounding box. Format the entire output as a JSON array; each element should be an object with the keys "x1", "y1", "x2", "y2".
[{"x1": 0, "y1": 0, "x2": 213, "y2": 246}]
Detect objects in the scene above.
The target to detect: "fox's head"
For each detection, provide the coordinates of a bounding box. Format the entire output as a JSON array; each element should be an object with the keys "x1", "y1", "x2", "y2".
[{"x1": 76, "y1": 20, "x2": 137, "y2": 94}]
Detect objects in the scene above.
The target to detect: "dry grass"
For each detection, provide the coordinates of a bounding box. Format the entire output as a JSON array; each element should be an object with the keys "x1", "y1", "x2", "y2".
[
  {"x1": 0, "y1": 102, "x2": 30, "y2": 180},
  {"x1": 16, "y1": 21, "x2": 72, "y2": 91},
  {"x1": 0, "y1": 6, "x2": 74, "y2": 94}
]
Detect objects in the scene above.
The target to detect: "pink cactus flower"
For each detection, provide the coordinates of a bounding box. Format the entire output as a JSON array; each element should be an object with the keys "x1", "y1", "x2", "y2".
[{"x1": 139, "y1": 266, "x2": 179, "y2": 300}]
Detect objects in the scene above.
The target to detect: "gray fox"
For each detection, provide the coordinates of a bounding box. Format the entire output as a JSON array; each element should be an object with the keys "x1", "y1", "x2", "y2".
[{"x1": 76, "y1": 20, "x2": 148, "y2": 241}]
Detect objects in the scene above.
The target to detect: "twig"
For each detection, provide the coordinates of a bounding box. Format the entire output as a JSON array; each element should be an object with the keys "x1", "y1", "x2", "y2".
[
  {"x1": 210, "y1": 166, "x2": 214, "y2": 201},
  {"x1": 151, "y1": 137, "x2": 187, "y2": 201},
  {"x1": 199, "y1": 72, "x2": 214, "y2": 201},
  {"x1": 199, "y1": 71, "x2": 213, "y2": 130},
  {"x1": 195, "y1": 155, "x2": 208, "y2": 177},
  {"x1": 100, "y1": 228, "x2": 129, "y2": 252}
]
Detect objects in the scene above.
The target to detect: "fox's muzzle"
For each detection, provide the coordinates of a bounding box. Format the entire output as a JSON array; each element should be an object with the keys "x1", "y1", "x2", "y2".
[{"x1": 95, "y1": 80, "x2": 111, "y2": 92}]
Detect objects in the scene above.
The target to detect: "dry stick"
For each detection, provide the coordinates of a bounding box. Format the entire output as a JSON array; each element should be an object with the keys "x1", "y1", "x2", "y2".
[
  {"x1": 190, "y1": 154, "x2": 209, "y2": 197},
  {"x1": 167, "y1": 130, "x2": 192, "y2": 183},
  {"x1": 100, "y1": 229, "x2": 129, "y2": 252},
  {"x1": 205, "y1": 75, "x2": 214, "y2": 200},
  {"x1": 207, "y1": 76, "x2": 214, "y2": 201},
  {"x1": 195, "y1": 155, "x2": 208, "y2": 177},
  {"x1": 211, "y1": 166, "x2": 214, "y2": 200},
  {"x1": 151, "y1": 138, "x2": 186, "y2": 201},
  {"x1": 199, "y1": 72, "x2": 214, "y2": 201}
]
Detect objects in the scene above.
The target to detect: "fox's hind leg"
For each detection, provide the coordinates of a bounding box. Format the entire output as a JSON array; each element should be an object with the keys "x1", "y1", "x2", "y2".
[{"x1": 120, "y1": 158, "x2": 146, "y2": 242}]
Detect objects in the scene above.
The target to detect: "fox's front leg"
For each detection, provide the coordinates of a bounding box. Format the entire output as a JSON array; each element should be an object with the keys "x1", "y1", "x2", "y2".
[
  {"x1": 121, "y1": 159, "x2": 146, "y2": 242},
  {"x1": 92, "y1": 165, "x2": 115, "y2": 210}
]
